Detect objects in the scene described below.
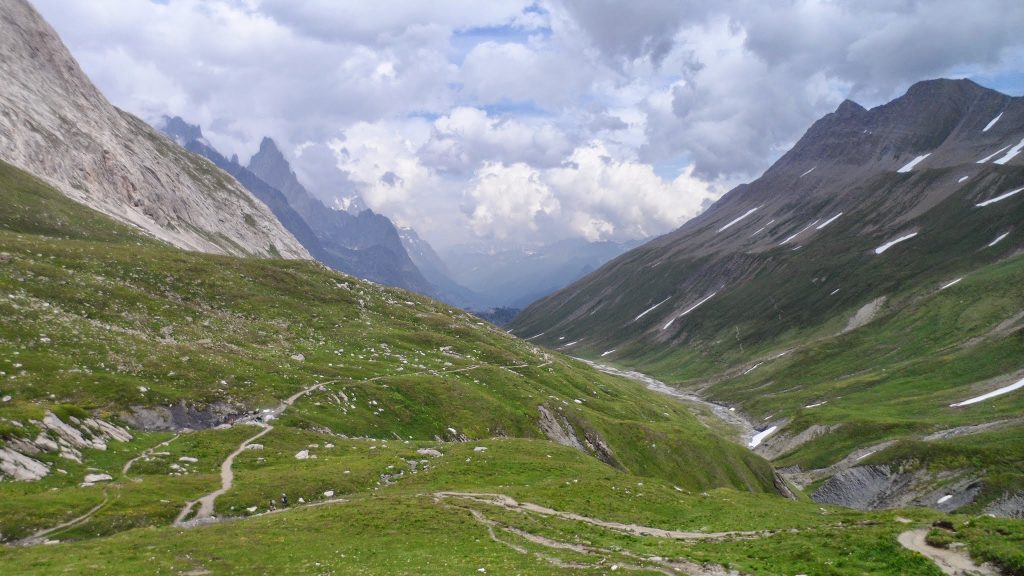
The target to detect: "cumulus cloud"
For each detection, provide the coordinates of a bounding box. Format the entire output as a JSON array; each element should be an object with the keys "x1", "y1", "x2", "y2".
[
  {"x1": 419, "y1": 107, "x2": 572, "y2": 175},
  {"x1": 464, "y1": 142, "x2": 717, "y2": 244},
  {"x1": 31, "y1": 0, "x2": 1024, "y2": 249}
]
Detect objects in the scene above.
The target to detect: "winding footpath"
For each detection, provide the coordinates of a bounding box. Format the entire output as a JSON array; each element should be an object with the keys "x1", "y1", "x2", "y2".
[
  {"x1": 174, "y1": 382, "x2": 325, "y2": 526},
  {"x1": 897, "y1": 529, "x2": 997, "y2": 576},
  {"x1": 436, "y1": 492, "x2": 747, "y2": 575},
  {"x1": 15, "y1": 493, "x2": 110, "y2": 546},
  {"x1": 122, "y1": 433, "x2": 180, "y2": 477}
]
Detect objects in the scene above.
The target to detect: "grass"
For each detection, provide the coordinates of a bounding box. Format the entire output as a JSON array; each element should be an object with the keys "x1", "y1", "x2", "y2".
[{"x1": 2, "y1": 156, "x2": 1022, "y2": 574}]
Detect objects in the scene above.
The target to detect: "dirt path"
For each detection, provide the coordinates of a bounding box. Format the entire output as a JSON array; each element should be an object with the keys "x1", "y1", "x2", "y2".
[
  {"x1": 15, "y1": 493, "x2": 110, "y2": 546},
  {"x1": 439, "y1": 493, "x2": 743, "y2": 575},
  {"x1": 174, "y1": 382, "x2": 325, "y2": 526},
  {"x1": 897, "y1": 529, "x2": 998, "y2": 576},
  {"x1": 122, "y1": 433, "x2": 180, "y2": 477},
  {"x1": 435, "y1": 492, "x2": 769, "y2": 541}
]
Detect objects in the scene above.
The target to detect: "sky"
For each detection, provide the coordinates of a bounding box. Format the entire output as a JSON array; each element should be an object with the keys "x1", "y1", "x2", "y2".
[{"x1": 33, "y1": 0, "x2": 1024, "y2": 251}]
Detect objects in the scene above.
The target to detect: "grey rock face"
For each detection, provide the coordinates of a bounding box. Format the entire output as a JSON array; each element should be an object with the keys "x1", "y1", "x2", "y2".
[
  {"x1": 1, "y1": 412, "x2": 133, "y2": 481},
  {"x1": 248, "y1": 138, "x2": 434, "y2": 293},
  {"x1": 0, "y1": 0, "x2": 308, "y2": 259}
]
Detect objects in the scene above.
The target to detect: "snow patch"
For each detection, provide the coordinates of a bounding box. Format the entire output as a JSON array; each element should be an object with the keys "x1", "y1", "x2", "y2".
[
  {"x1": 750, "y1": 219, "x2": 775, "y2": 237},
  {"x1": 976, "y1": 186, "x2": 1024, "y2": 207},
  {"x1": 804, "y1": 401, "x2": 827, "y2": 408},
  {"x1": 994, "y1": 137, "x2": 1024, "y2": 165},
  {"x1": 874, "y1": 232, "x2": 918, "y2": 255},
  {"x1": 977, "y1": 144, "x2": 1012, "y2": 164},
  {"x1": 957, "y1": 176, "x2": 969, "y2": 183},
  {"x1": 742, "y1": 362, "x2": 762, "y2": 375},
  {"x1": 524, "y1": 332, "x2": 545, "y2": 341},
  {"x1": 937, "y1": 494, "x2": 953, "y2": 504},
  {"x1": 829, "y1": 288, "x2": 841, "y2": 296},
  {"x1": 816, "y1": 212, "x2": 843, "y2": 231},
  {"x1": 748, "y1": 426, "x2": 778, "y2": 448},
  {"x1": 718, "y1": 207, "x2": 760, "y2": 233},
  {"x1": 632, "y1": 297, "x2": 670, "y2": 322},
  {"x1": 800, "y1": 166, "x2": 816, "y2": 177},
  {"x1": 600, "y1": 349, "x2": 617, "y2": 357},
  {"x1": 939, "y1": 278, "x2": 962, "y2": 290},
  {"x1": 982, "y1": 112, "x2": 1003, "y2": 132},
  {"x1": 897, "y1": 153, "x2": 931, "y2": 173},
  {"x1": 987, "y1": 232, "x2": 1010, "y2": 247},
  {"x1": 950, "y1": 377, "x2": 1024, "y2": 407},
  {"x1": 662, "y1": 292, "x2": 718, "y2": 330},
  {"x1": 780, "y1": 220, "x2": 820, "y2": 245}
]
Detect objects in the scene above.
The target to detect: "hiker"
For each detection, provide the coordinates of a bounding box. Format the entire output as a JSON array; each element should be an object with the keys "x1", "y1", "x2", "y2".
[
  {"x1": 269, "y1": 499, "x2": 276, "y2": 511},
  {"x1": 281, "y1": 493, "x2": 289, "y2": 507}
]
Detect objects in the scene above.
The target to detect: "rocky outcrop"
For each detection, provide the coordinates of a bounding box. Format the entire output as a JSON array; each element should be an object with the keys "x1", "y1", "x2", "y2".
[
  {"x1": 122, "y1": 402, "x2": 240, "y2": 432},
  {"x1": 812, "y1": 465, "x2": 913, "y2": 509},
  {"x1": 983, "y1": 493, "x2": 1024, "y2": 518},
  {"x1": 537, "y1": 405, "x2": 588, "y2": 453},
  {"x1": 755, "y1": 423, "x2": 838, "y2": 460},
  {"x1": 0, "y1": 0, "x2": 308, "y2": 259},
  {"x1": 0, "y1": 447, "x2": 49, "y2": 481},
  {"x1": 537, "y1": 405, "x2": 620, "y2": 468},
  {"x1": 1, "y1": 411, "x2": 132, "y2": 481},
  {"x1": 811, "y1": 464, "x2": 989, "y2": 514}
]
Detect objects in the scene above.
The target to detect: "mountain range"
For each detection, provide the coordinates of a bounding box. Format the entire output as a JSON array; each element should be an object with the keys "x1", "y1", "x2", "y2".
[
  {"x1": 512, "y1": 78, "x2": 1024, "y2": 515},
  {"x1": 159, "y1": 117, "x2": 434, "y2": 294}
]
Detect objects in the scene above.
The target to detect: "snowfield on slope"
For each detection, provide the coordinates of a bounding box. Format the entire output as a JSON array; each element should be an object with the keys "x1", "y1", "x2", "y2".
[
  {"x1": 994, "y1": 136, "x2": 1024, "y2": 164},
  {"x1": 748, "y1": 426, "x2": 778, "y2": 448},
  {"x1": 663, "y1": 292, "x2": 718, "y2": 330},
  {"x1": 939, "y1": 278, "x2": 962, "y2": 290},
  {"x1": 897, "y1": 153, "x2": 931, "y2": 173},
  {"x1": 780, "y1": 220, "x2": 820, "y2": 245},
  {"x1": 718, "y1": 207, "x2": 760, "y2": 233},
  {"x1": 977, "y1": 144, "x2": 1011, "y2": 163},
  {"x1": 983, "y1": 112, "x2": 1003, "y2": 131},
  {"x1": 950, "y1": 377, "x2": 1024, "y2": 407},
  {"x1": 976, "y1": 186, "x2": 1024, "y2": 207},
  {"x1": 874, "y1": 232, "x2": 918, "y2": 254},
  {"x1": 632, "y1": 297, "x2": 670, "y2": 322},
  {"x1": 987, "y1": 232, "x2": 1010, "y2": 247},
  {"x1": 816, "y1": 213, "x2": 843, "y2": 230}
]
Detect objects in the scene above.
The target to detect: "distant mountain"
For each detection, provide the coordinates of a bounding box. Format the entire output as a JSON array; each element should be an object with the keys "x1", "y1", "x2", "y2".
[
  {"x1": 247, "y1": 138, "x2": 435, "y2": 294},
  {"x1": 159, "y1": 118, "x2": 435, "y2": 294},
  {"x1": 398, "y1": 227, "x2": 485, "y2": 308},
  {"x1": 512, "y1": 78, "x2": 1024, "y2": 514},
  {"x1": 444, "y1": 238, "x2": 642, "y2": 309},
  {"x1": 471, "y1": 307, "x2": 521, "y2": 327},
  {"x1": 0, "y1": 0, "x2": 306, "y2": 259},
  {"x1": 331, "y1": 193, "x2": 368, "y2": 215}
]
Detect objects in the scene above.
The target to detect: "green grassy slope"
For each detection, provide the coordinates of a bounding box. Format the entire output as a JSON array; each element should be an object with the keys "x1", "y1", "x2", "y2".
[
  {"x1": 511, "y1": 160, "x2": 1024, "y2": 509},
  {"x1": 3, "y1": 159, "x2": 1022, "y2": 574}
]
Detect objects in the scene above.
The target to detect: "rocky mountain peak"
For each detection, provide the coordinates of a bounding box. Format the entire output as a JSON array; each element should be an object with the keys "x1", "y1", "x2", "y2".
[
  {"x1": 833, "y1": 99, "x2": 866, "y2": 117},
  {"x1": 249, "y1": 137, "x2": 299, "y2": 193},
  {"x1": 160, "y1": 116, "x2": 204, "y2": 145}
]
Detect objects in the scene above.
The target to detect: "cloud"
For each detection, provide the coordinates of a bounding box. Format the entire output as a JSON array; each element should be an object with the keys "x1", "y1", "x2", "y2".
[
  {"x1": 465, "y1": 141, "x2": 717, "y2": 244},
  {"x1": 31, "y1": 0, "x2": 1024, "y2": 249},
  {"x1": 467, "y1": 162, "x2": 561, "y2": 239},
  {"x1": 419, "y1": 107, "x2": 572, "y2": 175}
]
